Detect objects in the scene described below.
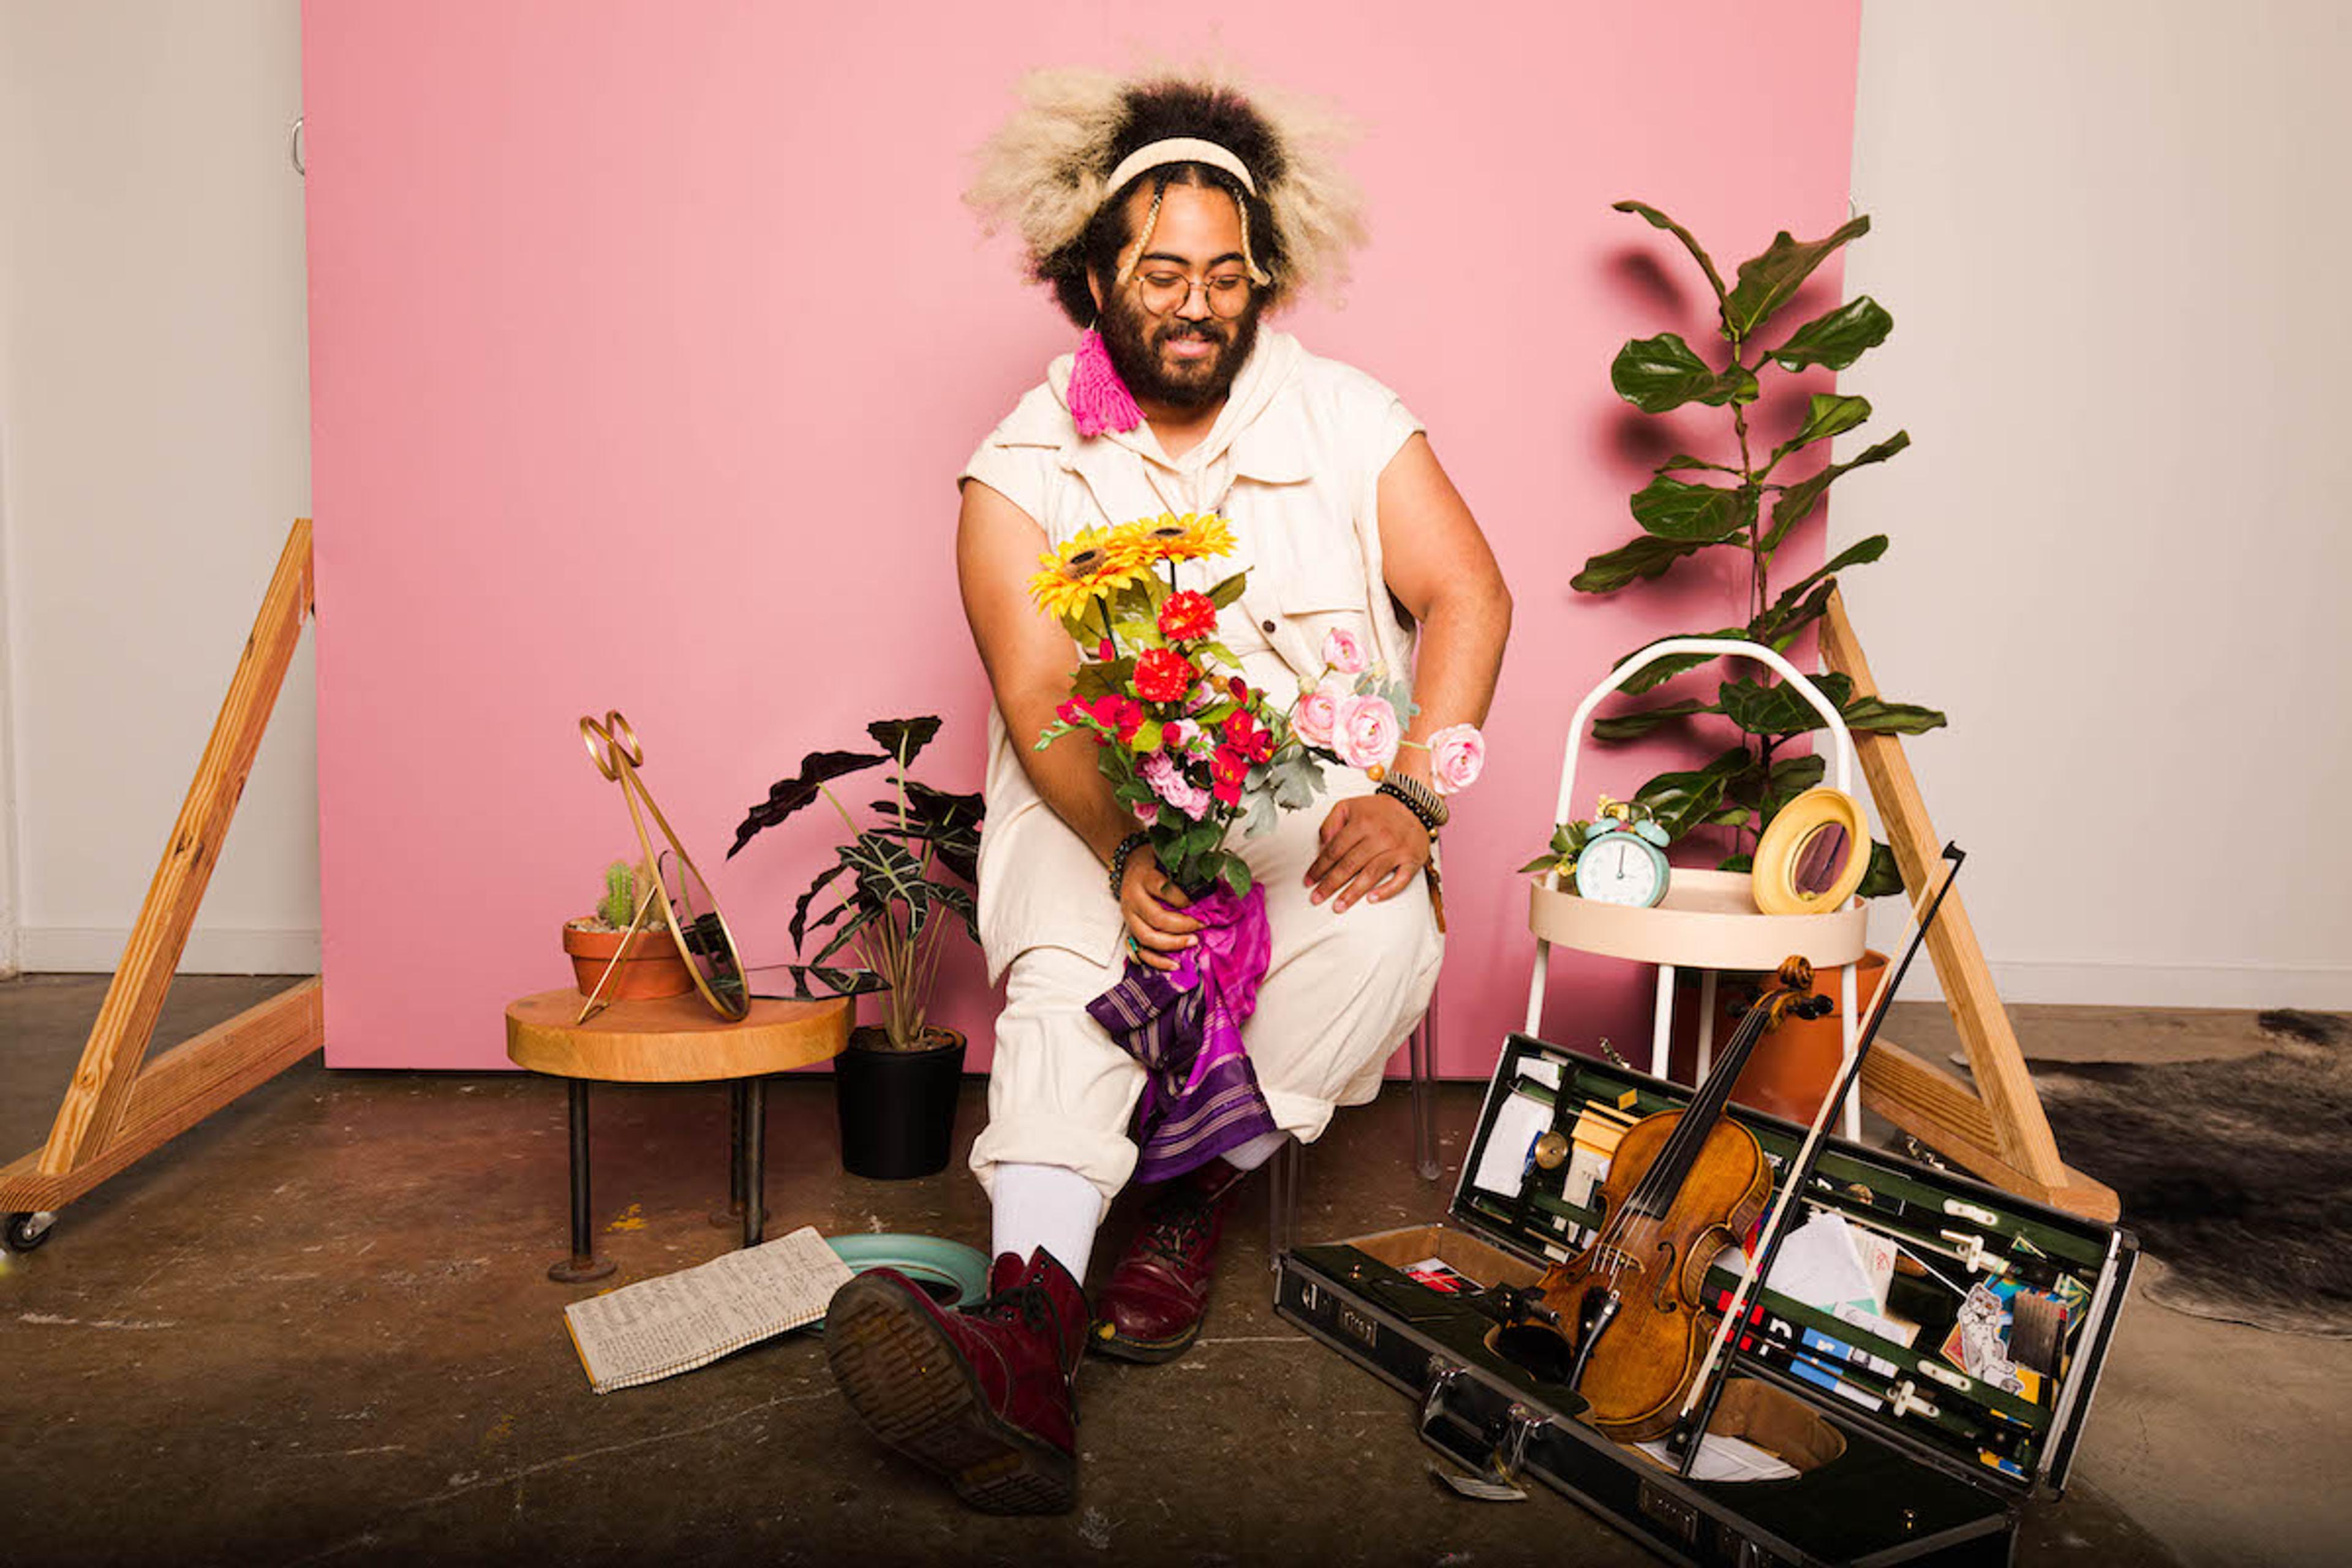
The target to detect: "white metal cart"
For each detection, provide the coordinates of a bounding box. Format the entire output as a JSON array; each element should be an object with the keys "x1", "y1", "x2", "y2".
[{"x1": 1523, "y1": 638, "x2": 1870, "y2": 1140}]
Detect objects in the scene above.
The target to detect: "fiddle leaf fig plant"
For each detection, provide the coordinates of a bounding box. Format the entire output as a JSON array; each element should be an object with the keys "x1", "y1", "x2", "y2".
[{"x1": 1572, "y1": 202, "x2": 1946, "y2": 895}]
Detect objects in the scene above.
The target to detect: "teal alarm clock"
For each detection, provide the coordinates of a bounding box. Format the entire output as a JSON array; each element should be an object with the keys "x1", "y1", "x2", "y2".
[{"x1": 1574, "y1": 818, "x2": 1671, "y2": 908}]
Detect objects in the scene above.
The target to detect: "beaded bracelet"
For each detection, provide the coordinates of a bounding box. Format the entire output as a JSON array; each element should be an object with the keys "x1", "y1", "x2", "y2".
[
  {"x1": 1107, "y1": 831, "x2": 1152, "y2": 897},
  {"x1": 1376, "y1": 777, "x2": 1446, "y2": 838}
]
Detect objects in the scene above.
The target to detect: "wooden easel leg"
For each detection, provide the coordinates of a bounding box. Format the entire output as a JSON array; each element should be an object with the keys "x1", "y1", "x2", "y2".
[
  {"x1": 0, "y1": 521, "x2": 326, "y2": 1242},
  {"x1": 1820, "y1": 589, "x2": 2119, "y2": 1223}
]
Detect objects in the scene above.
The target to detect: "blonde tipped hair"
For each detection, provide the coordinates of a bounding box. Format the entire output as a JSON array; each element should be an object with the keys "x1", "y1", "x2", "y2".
[{"x1": 965, "y1": 63, "x2": 1368, "y2": 320}]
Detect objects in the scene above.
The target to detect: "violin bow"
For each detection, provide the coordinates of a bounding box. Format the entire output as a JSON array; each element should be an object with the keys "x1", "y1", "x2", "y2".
[{"x1": 1668, "y1": 842, "x2": 1968, "y2": 1473}]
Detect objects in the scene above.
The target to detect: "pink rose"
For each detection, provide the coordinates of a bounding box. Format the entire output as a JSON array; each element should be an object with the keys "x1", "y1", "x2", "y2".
[
  {"x1": 1142, "y1": 749, "x2": 1212, "y2": 821},
  {"x1": 1292, "y1": 683, "x2": 1343, "y2": 747},
  {"x1": 1333, "y1": 693, "x2": 1401, "y2": 772},
  {"x1": 1322, "y1": 627, "x2": 1368, "y2": 675},
  {"x1": 1428, "y1": 723, "x2": 1487, "y2": 796}
]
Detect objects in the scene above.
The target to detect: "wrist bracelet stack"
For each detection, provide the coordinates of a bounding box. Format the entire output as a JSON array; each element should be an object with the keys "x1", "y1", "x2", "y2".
[
  {"x1": 1107, "y1": 831, "x2": 1152, "y2": 895},
  {"x1": 1377, "y1": 775, "x2": 1448, "y2": 837}
]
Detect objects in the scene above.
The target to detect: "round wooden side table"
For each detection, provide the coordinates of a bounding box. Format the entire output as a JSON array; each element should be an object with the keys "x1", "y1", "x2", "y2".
[{"x1": 505, "y1": 987, "x2": 850, "y2": 1283}]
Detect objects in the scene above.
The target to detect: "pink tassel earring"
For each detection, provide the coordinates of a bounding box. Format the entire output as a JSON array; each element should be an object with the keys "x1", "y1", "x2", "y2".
[{"x1": 1069, "y1": 326, "x2": 1143, "y2": 437}]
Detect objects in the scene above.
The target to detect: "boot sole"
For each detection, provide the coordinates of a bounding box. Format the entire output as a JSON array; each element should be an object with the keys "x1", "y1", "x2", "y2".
[
  {"x1": 1088, "y1": 1317, "x2": 1200, "y2": 1365},
  {"x1": 825, "y1": 1275, "x2": 1076, "y2": 1515}
]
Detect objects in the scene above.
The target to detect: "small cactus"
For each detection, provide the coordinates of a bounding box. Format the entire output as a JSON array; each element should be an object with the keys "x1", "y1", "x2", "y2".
[{"x1": 599, "y1": 860, "x2": 637, "y2": 929}]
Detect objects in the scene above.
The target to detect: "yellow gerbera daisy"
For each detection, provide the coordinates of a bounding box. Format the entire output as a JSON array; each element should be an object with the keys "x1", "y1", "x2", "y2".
[
  {"x1": 1130, "y1": 511, "x2": 1236, "y2": 565},
  {"x1": 1027, "y1": 524, "x2": 1152, "y2": 621}
]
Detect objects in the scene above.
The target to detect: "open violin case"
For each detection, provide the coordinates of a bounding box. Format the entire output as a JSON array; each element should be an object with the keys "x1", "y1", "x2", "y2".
[{"x1": 1275, "y1": 1032, "x2": 2138, "y2": 1566}]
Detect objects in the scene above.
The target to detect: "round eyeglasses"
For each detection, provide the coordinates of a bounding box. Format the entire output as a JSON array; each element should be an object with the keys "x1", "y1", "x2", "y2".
[{"x1": 1132, "y1": 268, "x2": 1255, "y2": 320}]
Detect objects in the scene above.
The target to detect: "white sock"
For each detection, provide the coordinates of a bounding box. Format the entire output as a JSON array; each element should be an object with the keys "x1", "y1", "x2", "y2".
[
  {"x1": 990, "y1": 1163, "x2": 1102, "y2": 1282},
  {"x1": 1221, "y1": 1129, "x2": 1290, "y2": 1172}
]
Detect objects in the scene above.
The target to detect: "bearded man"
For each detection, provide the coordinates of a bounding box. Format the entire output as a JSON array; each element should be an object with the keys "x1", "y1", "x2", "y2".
[{"x1": 824, "y1": 67, "x2": 1512, "y2": 1515}]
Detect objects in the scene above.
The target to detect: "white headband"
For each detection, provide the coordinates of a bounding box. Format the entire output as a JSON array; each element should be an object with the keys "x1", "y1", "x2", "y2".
[{"x1": 1103, "y1": 137, "x2": 1257, "y2": 200}]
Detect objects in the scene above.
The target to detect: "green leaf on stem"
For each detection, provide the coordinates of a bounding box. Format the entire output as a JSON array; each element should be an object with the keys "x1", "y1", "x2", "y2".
[
  {"x1": 728, "y1": 748, "x2": 891, "y2": 857},
  {"x1": 1656, "y1": 452, "x2": 1738, "y2": 475},
  {"x1": 1717, "y1": 673, "x2": 1855, "y2": 736},
  {"x1": 1610, "y1": 334, "x2": 1759, "y2": 413},
  {"x1": 1630, "y1": 475, "x2": 1753, "y2": 542},
  {"x1": 1592, "y1": 698, "x2": 1712, "y2": 742},
  {"x1": 1610, "y1": 631, "x2": 1743, "y2": 696},
  {"x1": 1221, "y1": 858, "x2": 1254, "y2": 898},
  {"x1": 1634, "y1": 748, "x2": 1752, "y2": 840},
  {"x1": 1841, "y1": 695, "x2": 1948, "y2": 735},
  {"x1": 1766, "y1": 535, "x2": 1891, "y2": 624},
  {"x1": 1572, "y1": 534, "x2": 1709, "y2": 594},
  {"x1": 1763, "y1": 431, "x2": 1910, "y2": 551},
  {"x1": 1767, "y1": 394, "x2": 1872, "y2": 469},
  {"x1": 1611, "y1": 199, "x2": 1730, "y2": 303},
  {"x1": 1760, "y1": 753, "x2": 1828, "y2": 818},
  {"x1": 1721, "y1": 215, "x2": 1872, "y2": 341},
  {"x1": 1857, "y1": 839, "x2": 1904, "y2": 898},
  {"x1": 1719, "y1": 853, "x2": 1756, "y2": 875},
  {"x1": 1765, "y1": 295, "x2": 1894, "y2": 372},
  {"x1": 1207, "y1": 573, "x2": 1247, "y2": 608}
]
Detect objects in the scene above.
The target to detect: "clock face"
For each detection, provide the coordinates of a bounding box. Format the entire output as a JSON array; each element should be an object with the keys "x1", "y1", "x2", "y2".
[{"x1": 1575, "y1": 832, "x2": 1667, "y2": 907}]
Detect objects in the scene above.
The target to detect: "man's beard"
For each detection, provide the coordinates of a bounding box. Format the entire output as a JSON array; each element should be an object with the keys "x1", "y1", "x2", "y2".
[{"x1": 1096, "y1": 293, "x2": 1261, "y2": 410}]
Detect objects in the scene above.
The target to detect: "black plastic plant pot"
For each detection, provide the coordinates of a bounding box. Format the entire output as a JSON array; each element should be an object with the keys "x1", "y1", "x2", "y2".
[{"x1": 834, "y1": 1026, "x2": 966, "y2": 1180}]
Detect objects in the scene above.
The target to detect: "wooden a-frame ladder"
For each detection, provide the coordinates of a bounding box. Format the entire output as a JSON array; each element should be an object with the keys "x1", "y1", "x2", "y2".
[
  {"x1": 0, "y1": 520, "x2": 323, "y2": 1242},
  {"x1": 1820, "y1": 588, "x2": 2117, "y2": 1223}
]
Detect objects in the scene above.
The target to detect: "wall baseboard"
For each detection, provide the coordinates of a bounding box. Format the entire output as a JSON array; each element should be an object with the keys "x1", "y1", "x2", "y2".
[
  {"x1": 1898, "y1": 958, "x2": 2352, "y2": 1012},
  {"x1": 18, "y1": 926, "x2": 320, "y2": 976}
]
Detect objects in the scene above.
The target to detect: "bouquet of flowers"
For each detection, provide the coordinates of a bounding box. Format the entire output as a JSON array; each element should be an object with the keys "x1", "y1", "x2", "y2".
[
  {"x1": 1030, "y1": 513, "x2": 1330, "y2": 899},
  {"x1": 1027, "y1": 512, "x2": 1332, "y2": 1179}
]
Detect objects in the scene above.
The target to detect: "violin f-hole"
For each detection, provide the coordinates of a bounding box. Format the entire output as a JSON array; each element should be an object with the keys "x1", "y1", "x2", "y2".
[{"x1": 1651, "y1": 1240, "x2": 1681, "y2": 1314}]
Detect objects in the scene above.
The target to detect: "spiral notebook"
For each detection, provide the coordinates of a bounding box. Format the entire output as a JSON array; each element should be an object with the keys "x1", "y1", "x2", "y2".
[{"x1": 562, "y1": 1225, "x2": 854, "y2": 1393}]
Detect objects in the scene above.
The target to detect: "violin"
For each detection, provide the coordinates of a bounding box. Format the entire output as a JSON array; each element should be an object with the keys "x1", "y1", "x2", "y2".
[{"x1": 1515, "y1": 957, "x2": 1831, "y2": 1441}]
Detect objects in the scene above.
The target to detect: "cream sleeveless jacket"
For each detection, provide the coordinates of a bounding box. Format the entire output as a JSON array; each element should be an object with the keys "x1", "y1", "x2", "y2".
[{"x1": 959, "y1": 329, "x2": 1424, "y2": 983}]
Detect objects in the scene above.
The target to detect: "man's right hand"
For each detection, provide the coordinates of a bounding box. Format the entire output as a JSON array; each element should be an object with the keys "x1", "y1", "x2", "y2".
[{"x1": 1119, "y1": 848, "x2": 1201, "y2": 973}]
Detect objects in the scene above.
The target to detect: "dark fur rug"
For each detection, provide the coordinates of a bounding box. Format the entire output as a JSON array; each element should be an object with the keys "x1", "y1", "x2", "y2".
[{"x1": 2032, "y1": 1010, "x2": 2352, "y2": 1336}]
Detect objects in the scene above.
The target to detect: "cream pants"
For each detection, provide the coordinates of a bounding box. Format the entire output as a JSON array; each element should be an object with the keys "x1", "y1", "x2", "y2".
[{"x1": 969, "y1": 782, "x2": 1445, "y2": 1216}]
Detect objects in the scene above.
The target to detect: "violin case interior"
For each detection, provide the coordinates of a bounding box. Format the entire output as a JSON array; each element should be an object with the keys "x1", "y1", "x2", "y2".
[{"x1": 1275, "y1": 1032, "x2": 2137, "y2": 1567}]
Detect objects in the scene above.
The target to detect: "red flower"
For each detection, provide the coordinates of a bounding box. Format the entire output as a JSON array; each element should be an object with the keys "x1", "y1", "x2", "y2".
[
  {"x1": 1086, "y1": 693, "x2": 1142, "y2": 741},
  {"x1": 1156, "y1": 590, "x2": 1218, "y2": 642},
  {"x1": 1229, "y1": 676, "x2": 1249, "y2": 702},
  {"x1": 1210, "y1": 746, "x2": 1250, "y2": 786},
  {"x1": 1211, "y1": 775, "x2": 1242, "y2": 806},
  {"x1": 1219, "y1": 708, "x2": 1276, "y2": 764},
  {"x1": 1057, "y1": 698, "x2": 1084, "y2": 725},
  {"x1": 1134, "y1": 648, "x2": 1197, "y2": 704},
  {"x1": 1096, "y1": 638, "x2": 1117, "y2": 661}
]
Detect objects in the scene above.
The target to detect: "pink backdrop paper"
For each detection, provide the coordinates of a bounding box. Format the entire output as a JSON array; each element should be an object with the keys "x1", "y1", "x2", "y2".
[{"x1": 306, "y1": 1, "x2": 1864, "y2": 1072}]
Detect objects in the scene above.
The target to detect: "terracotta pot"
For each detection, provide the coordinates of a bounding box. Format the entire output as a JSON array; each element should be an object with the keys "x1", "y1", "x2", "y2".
[
  {"x1": 1681, "y1": 950, "x2": 1890, "y2": 1123},
  {"x1": 834, "y1": 1025, "x2": 966, "y2": 1180},
  {"x1": 561, "y1": 921, "x2": 694, "y2": 1001}
]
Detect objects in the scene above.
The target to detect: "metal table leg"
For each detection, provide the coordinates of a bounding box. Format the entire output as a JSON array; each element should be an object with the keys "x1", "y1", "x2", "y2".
[
  {"x1": 548, "y1": 1079, "x2": 616, "y2": 1283},
  {"x1": 741, "y1": 1076, "x2": 766, "y2": 1248},
  {"x1": 710, "y1": 1079, "x2": 749, "y2": 1227}
]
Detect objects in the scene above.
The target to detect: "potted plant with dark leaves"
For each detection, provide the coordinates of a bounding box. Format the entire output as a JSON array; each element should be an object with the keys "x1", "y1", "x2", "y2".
[
  {"x1": 729, "y1": 717, "x2": 982, "y2": 1178},
  {"x1": 1554, "y1": 202, "x2": 1947, "y2": 1115}
]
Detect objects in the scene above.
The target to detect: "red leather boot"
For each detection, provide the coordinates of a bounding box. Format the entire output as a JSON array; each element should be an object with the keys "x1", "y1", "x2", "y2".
[
  {"x1": 1089, "y1": 1158, "x2": 1249, "y2": 1363},
  {"x1": 824, "y1": 1248, "x2": 1088, "y2": 1515}
]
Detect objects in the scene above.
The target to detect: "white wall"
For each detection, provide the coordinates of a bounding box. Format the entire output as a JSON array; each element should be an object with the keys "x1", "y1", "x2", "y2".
[
  {"x1": 1838, "y1": 0, "x2": 2350, "y2": 1007},
  {"x1": 0, "y1": 0, "x2": 315, "y2": 976}
]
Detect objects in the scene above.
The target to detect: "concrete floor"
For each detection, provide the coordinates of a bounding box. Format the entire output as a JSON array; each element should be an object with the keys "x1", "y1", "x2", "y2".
[{"x1": 0, "y1": 977, "x2": 2340, "y2": 1566}]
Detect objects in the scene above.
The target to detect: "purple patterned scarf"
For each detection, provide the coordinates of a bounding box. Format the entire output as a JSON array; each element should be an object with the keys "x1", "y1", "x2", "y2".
[{"x1": 1085, "y1": 883, "x2": 1279, "y2": 1183}]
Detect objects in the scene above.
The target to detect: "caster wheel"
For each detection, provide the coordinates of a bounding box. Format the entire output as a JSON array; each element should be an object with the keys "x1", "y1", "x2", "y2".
[{"x1": 5, "y1": 1211, "x2": 56, "y2": 1253}]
